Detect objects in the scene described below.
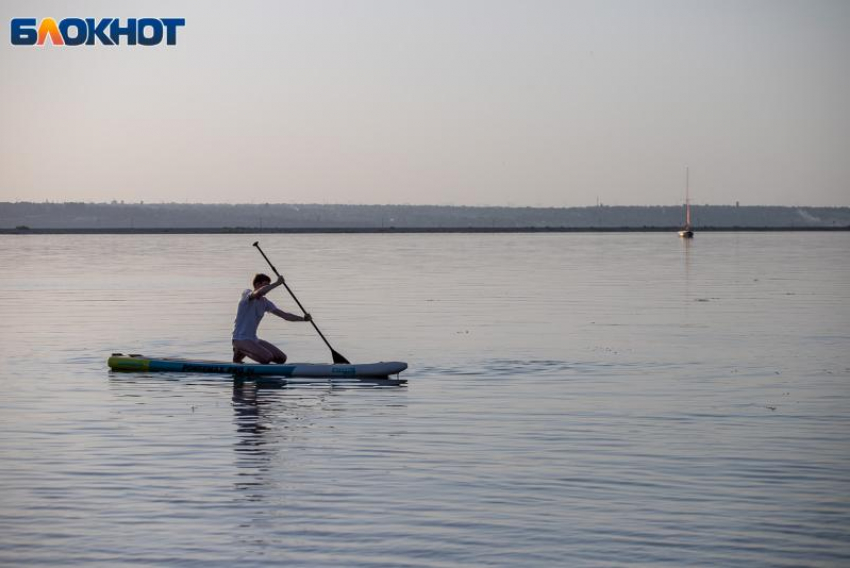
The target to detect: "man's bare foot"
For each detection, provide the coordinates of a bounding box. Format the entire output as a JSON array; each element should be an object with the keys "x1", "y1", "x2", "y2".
[{"x1": 233, "y1": 349, "x2": 246, "y2": 363}]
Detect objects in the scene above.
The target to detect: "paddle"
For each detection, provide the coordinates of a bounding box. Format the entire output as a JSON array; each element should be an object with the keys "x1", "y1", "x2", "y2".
[{"x1": 253, "y1": 241, "x2": 351, "y2": 365}]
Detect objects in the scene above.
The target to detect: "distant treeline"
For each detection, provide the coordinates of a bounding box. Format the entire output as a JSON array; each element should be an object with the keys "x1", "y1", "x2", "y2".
[{"x1": 2, "y1": 202, "x2": 849, "y2": 231}]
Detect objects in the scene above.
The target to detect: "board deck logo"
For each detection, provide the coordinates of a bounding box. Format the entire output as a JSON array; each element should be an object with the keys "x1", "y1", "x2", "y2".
[{"x1": 10, "y1": 18, "x2": 185, "y2": 46}]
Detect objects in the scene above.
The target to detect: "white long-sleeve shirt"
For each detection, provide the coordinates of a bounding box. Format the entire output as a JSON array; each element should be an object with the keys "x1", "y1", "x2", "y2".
[{"x1": 232, "y1": 289, "x2": 278, "y2": 341}]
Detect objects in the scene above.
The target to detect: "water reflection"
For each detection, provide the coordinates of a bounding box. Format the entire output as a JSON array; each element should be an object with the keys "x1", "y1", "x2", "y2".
[
  {"x1": 231, "y1": 380, "x2": 327, "y2": 497},
  {"x1": 230, "y1": 378, "x2": 408, "y2": 501},
  {"x1": 682, "y1": 235, "x2": 693, "y2": 310}
]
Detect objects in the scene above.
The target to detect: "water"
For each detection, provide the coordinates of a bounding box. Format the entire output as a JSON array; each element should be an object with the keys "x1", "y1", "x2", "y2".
[{"x1": 1, "y1": 232, "x2": 848, "y2": 566}]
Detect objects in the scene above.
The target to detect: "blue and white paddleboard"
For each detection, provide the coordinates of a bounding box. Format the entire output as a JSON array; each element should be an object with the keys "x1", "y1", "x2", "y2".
[{"x1": 108, "y1": 353, "x2": 407, "y2": 379}]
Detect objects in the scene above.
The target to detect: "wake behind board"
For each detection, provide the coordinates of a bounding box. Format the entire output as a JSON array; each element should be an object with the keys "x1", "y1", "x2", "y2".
[{"x1": 108, "y1": 354, "x2": 407, "y2": 381}]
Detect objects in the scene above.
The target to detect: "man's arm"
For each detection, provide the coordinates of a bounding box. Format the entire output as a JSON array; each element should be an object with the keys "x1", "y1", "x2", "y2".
[
  {"x1": 249, "y1": 275, "x2": 285, "y2": 300},
  {"x1": 270, "y1": 308, "x2": 312, "y2": 322}
]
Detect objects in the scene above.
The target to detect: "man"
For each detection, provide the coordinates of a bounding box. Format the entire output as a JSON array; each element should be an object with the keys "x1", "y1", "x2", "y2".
[{"x1": 232, "y1": 273, "x2": 311, "y2": 364}]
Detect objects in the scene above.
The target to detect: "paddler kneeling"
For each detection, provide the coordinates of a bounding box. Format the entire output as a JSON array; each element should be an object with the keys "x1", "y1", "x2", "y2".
[{"x1": 232, "y1": 273, "x2": 311, "y2": 364}]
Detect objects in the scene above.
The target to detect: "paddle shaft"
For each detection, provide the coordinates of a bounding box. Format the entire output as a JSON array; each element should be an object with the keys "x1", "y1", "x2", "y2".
[{"x1": 252, "y1": 242, "x2": 351, "y2": 364}]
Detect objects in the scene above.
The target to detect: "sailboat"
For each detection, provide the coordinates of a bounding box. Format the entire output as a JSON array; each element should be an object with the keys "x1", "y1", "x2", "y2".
[{"x1": 678, "y1": 167, "x2": 694, "y2": 238}]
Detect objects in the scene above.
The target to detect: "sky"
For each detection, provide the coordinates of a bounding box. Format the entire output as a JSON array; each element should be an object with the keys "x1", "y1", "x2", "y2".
[{"x1": 1, "y1": 0, "x2": 848, "y2": 207}]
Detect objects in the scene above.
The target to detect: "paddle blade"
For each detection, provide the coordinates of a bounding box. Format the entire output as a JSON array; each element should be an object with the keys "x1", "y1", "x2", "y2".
[{"x1": 331, "y1": 350, "x2": 351, "y2": 365}]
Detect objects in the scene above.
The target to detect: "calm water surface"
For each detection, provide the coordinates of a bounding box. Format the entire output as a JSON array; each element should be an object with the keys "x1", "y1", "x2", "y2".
[{"x1": 1, "y1": 232, "x2": 849, "y2": 566}]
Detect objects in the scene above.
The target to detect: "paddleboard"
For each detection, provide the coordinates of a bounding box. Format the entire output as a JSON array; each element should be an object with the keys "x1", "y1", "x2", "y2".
[{"x1": 108, "y1": 353, "x2": 407, "y2": 379}]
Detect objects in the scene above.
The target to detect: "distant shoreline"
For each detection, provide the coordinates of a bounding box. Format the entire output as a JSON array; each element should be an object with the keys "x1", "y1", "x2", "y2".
[
  {"x1": 2, "y1": 226, "x2": 849, "y2": 235},
  {"x1": 5, "y1": 203, "x2": 848, "y2": 231}
]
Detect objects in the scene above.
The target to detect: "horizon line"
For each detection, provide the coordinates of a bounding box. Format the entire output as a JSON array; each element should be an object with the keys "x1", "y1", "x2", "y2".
[
  {"x1": 3, "y1": 226, "x2": 850, "y2": 235},
  {"x1": 3, "y1": 201, "x2": 850, "y2": 209}
]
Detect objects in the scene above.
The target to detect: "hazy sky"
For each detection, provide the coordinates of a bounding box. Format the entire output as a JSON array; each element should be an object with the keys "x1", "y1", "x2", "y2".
[{"x1": 1, "y1": 0, "x2": 848, "y2": 206}]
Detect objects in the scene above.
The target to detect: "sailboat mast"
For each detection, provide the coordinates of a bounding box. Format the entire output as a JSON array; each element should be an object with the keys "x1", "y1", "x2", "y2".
[{"x1": 685, "y1": 166, "x2": 691, "y2": 227}]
